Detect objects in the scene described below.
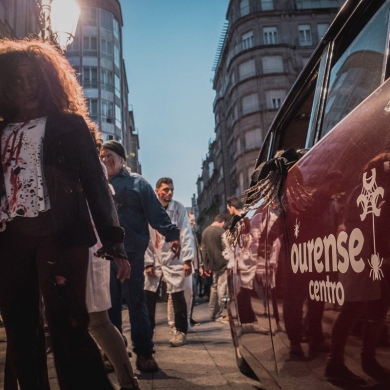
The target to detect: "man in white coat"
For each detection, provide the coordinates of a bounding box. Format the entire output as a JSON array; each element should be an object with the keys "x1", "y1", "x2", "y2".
[{"x1": 144, "y1": 177, "x2": 195, "y2": 347}]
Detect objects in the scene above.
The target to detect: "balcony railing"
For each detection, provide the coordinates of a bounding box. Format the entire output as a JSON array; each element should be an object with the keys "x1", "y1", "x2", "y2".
[
  {"x1": 295, "y1": 0, "x2": 340, "y2": 10},
  {"x1": 225, "y1": 35, "x2": 318, "y2": 69},
  {"x1": 230, "y1": 0, "x2": 340, "y2": 24}
]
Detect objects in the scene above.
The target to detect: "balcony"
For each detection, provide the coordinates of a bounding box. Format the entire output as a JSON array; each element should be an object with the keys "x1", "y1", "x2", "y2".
[
  {"x1": 294, "y1": 0, "x2": 341, "y2": 10},
  {"x1": 225, "y1": 35, "x2": 317, "y2": 69}
]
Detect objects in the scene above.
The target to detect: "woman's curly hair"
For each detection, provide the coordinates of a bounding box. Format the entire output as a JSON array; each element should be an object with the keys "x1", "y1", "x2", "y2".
[{"x1": 0, "y1": 38, "x2": 91, "y2": 125}]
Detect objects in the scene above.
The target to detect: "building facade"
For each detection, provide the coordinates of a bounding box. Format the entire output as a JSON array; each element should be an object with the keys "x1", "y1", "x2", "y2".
[
  {"x1": 0, "y1": 0, "x2": 41, "y2": 38},
  {"x1": 66, "y1": 0, "x2": 129, "y2": 144},
  {"x1": 196, "y1": 0, "x2": 343, "y2": 232},
  {"x1": 0, "y1": 0, "x2": 141, "y2": 171}
]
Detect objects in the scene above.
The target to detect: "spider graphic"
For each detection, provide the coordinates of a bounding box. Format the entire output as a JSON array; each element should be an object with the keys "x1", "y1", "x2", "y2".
[{"x1": 368, "y1": 253, "x2": 384, "y2": 281}]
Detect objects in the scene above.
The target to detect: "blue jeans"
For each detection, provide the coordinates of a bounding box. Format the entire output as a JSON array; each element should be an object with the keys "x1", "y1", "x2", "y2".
[
  {"x1": 209, "y1": 269, "x2": 227, "y2": 320},
  {"x1": 109, "y1": 252, "x2": 154, "y2": 356}
]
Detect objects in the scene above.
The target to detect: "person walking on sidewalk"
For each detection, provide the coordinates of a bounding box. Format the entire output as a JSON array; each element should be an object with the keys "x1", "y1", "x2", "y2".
[
  {"x1": 100, "y1": 142, "x2": 181, "y2": 373},
  {"x1": 187, "y1": 211, "x2": 203, "y2": 327},
  {"x1": 201, "y1": 214, "x2": 229, "y2": 322},
  {"x1": 0, "y1": 39, "x2": 129, "y2": 390},
  {"x1": 144, "y1": 178, "x2": 195, "y2": 347},
  {"x1": 86, "y1": 131, "x2": 139, "y2": 390}
]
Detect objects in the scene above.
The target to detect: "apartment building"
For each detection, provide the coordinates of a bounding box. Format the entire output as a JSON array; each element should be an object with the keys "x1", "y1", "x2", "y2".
[{"x1": 196, "y1": 0, "x2": 343, "y2": 231}]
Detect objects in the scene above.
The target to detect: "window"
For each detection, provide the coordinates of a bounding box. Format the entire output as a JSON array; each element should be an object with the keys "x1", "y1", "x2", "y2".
[
  {"x1": 83, "y1": 36, "x2": 97, "y2": 51},
  {"x1": 317, "y1": 23, "x2": 329, "y2": 40},
  {"x1": 101, "y1": 69, "x2": 114, "y2": 91},
  {"x1": 68, "y1": 38, "x2": 80, "y2": 51},
  {"x1": 101, "y1": 100, "x2": 114, "y2": 123},
  {"x1": 208, "y1": 161, "x2": 214, "y2": 175},
  {"x1": 299, "y1": 25, "x2": 312, "y2": 46},
  {"x1": 239, "y1": 172, "x2": 244, "y2": 194},
  {"x1": 100, "y1": 9, "x2": 112, "y2": 31},
  {"x1": 88, "y1": 99, "x2": 98, "y2": 120},
  {"x1": 113, "y1": 19, "x2": 120, "y2": 39},
  {"x1": 72, "y1": 66, "x2": 81, "y2": 82},
  {"x1": 261, "y1": 0, "x2": 274, "y2": 11},
  {"x1": 115, "y1": 75, "x2": 121, "y2": 98},
  {"x1": 233, "y1": 104, "x2": 238, "y2": 120},
  {"x1": 83, "y1": 7, "x2": 97, "y2": 26},
  {"x1": 247, "y1": 168, "x2": 253, "y2": 186},
  {"x1": 198, "y1": 180, "x2": 204, "y2": 194},
  {"x1": 115, "y1": 105, "x2": 122, "y2": 128},
  {"x1": 83, "y1": 67, "x2": 97, "y2": 89},
  {"x1": 244, "y1": 129, "x2": 262, "y2": 149},
  {"x1": 231, "y1": 71, "x2": 236, "y2": 86},
  {"x1": 321, "y1": 3, "x2": 389, "y2": 137},
  {"x1": 266, "y1": 90, "x2": 286, "y2": 110},
  {"x1": 263, "y1": 27, "x2": 278, "y2": 45},
  {"x1": 101, "y1": 38, "x2": 113, "y2": 55},
  {"x1": 242, "y1": 31, "x2": 253, "y2": 50},
  {"x1": 218, "y1": 167, "x2": 223, "y2": 182},
  {"x1": 236, "y1": 138, "x2": 242, "y2": 154},
  {"x1": 114, "y1": 45, "x2": 120, "y2": 67},
  {"x1": 240, "y1": 0, "x2": 249, "y2": 16},
  {"x1": 242, "y1": 93, "x2": 259, "y2": 114},
  {"x1": 239, "y1": 59, "x2": 256, "y2": 80},
  {"x1": 262, "y1": 56, "x2": 283, "y2": 73}
]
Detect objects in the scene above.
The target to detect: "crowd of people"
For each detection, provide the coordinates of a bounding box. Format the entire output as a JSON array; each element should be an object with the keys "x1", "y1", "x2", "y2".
[{"x1": 0, "y1": 38, "x2": 235, "y2": 390}]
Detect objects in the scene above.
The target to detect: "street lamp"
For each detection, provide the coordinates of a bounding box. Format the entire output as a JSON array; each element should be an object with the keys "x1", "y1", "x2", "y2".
[{"x1": 40, "y1": 0, "x2": 80, "y2": 51}]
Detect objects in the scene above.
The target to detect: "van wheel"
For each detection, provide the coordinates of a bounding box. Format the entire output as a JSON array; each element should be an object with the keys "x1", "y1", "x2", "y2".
[{"x1": 235, "y1": 345, "x2": 256, "y2": 378}]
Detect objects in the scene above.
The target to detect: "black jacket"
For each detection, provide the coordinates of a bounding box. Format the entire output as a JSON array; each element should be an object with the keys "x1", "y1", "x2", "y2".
[{"x1": 0, "y1": 112, "x2": 126, "y2": 258}]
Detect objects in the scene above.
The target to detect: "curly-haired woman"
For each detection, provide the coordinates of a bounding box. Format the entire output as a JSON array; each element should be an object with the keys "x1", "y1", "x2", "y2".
[{"x1": 0, "y1": 39, "x2": 130, "y2": 390}]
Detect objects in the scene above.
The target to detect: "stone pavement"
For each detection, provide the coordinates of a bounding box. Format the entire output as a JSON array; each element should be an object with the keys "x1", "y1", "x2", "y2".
[{"x1": 0, "y1": 297, "x2": 263, "y2": 389}]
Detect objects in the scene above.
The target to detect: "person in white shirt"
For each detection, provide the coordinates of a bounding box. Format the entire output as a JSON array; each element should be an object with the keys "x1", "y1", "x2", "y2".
[{"x1": 144, "y1": 178, "x2": 195, "y2": 347}]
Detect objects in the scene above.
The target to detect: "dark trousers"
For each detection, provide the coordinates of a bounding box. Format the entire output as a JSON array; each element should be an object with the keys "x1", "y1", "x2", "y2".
[
  {"x1": 145, "y1": 288, "x2": 188, "y2": 334},
  {"x1": 0, "y1": 212, "x2": 112, "y2": 390},
  {"x1": 109, "y1": 252, "x2": 155, "y2": 356},
  {"x1": 283, "y1": 297, "x2": 325, "y2": 347},
  {"x1": 190, "y1": 270, "x2": 199, "y2": 319},
  {"x1": 329, "y1": 286, "x2": 390, "y2": 363}
]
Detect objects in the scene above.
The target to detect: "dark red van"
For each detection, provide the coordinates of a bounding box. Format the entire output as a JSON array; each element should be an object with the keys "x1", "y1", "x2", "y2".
[{"x1": 227, "y1": 0, "x2": 390, "y2": 388}]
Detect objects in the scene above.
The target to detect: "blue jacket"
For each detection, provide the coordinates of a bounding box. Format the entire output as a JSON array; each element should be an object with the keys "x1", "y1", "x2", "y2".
[{"x1": 109, "y1": 169, "x2": 180, "y2": 253}]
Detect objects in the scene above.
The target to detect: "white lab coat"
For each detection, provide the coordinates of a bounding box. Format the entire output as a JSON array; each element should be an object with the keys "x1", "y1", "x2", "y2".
[{"x1": 144, "y1": 199, "x2": 195, "y2": 293}]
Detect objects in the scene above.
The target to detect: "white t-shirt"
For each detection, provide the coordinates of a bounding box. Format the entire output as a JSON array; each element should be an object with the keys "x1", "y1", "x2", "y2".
[{"x1": 0, "y1": 117, "x2": 50, "y2": 224}]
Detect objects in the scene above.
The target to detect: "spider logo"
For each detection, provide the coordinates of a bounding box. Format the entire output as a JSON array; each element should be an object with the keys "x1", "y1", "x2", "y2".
[
  {"x1": 368, "y1": 253, "x2": 384, "y2": 281},
  {"x1": 357, "y1": 168, "x2": 385, "y2": 281}
]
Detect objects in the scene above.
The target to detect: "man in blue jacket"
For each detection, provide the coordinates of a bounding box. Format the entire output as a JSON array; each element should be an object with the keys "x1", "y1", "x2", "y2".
[{"x1": 101, "y1": 140, "x2": 181, "y2": 373}]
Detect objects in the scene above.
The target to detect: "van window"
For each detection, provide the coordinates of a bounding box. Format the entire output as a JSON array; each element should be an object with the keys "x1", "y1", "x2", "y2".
[
  {"x1": 273, "y1": 69, "x2": 318, "y2": 153},
  {"x1": 305, "y1": 45, "x2": 330, "y2": 148},
  {"x1": 320, "y1": 2, "x2": 390, "y2": 137}
]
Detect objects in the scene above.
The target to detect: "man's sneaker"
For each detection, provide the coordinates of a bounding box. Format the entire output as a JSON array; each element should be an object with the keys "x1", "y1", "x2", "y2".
[
  {"x1": 215, "y1": 316, "x2": 229, "y2": 322},
  {"x1": 190, "y1": 318, "x2": 200, "y2": 326},
  {"x1": 289, "y1": 342, "x2": 305, "y2": 359},
  {"x1": 170, "y1": 326, "x2": 177, "y2": 334},
  {"x1": 136, "y1": 353, "x2": 159, "y2": 373},
  {"x1": 362, "y1": 357, "x2": 390, "y2": 384},
  {"x1": 309, "y1": 341, "x2": 330, "y2": 354},
  {"x1": 325, "y1": 361, "x2": 366, "y2": 385},
  {"x1": 187, "y1": 321, "x2": 196, "y2": 333},
  {"x1": 169, "y1": 331, "x2": 187, "y2": 347}
]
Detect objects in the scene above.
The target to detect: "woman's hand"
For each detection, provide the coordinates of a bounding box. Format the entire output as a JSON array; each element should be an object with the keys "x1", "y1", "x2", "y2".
[{"x1": 113, "y1": 257, "x2": 131, "y2": 282}]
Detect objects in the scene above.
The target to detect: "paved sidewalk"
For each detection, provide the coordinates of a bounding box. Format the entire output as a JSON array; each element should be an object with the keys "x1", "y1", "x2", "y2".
[{"x1": 0, "y1": 297, "x2": 262, "y2": 389}]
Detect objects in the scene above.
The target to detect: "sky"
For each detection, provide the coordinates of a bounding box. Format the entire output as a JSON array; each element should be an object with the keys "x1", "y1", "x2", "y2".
[{"x1": 119, "y1": 0, "x2": 229, "y2": 206}]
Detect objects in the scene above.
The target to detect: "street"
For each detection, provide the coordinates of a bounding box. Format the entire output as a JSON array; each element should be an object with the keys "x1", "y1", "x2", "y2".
[{"x1": 0, "y1": 297, "x2": 262, "y2": 389}]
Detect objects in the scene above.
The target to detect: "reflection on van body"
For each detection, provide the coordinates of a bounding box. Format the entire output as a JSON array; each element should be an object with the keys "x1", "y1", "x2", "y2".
[{"x1": 227, "y1": 1, "x2": 390, "y2": 388}]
